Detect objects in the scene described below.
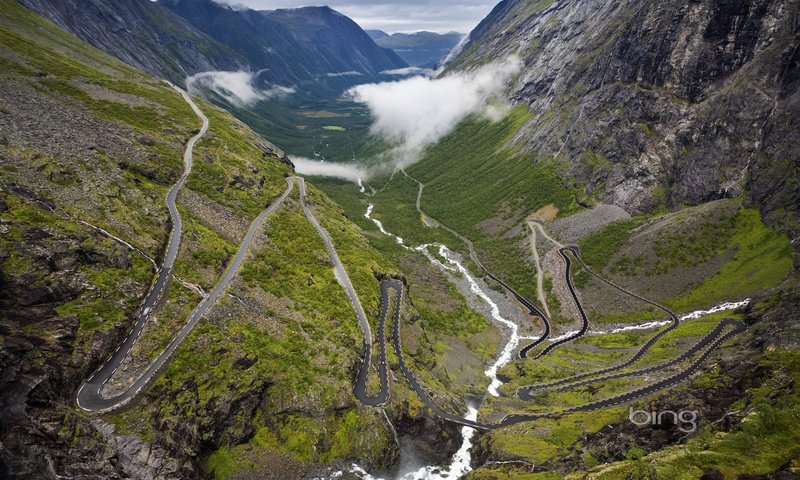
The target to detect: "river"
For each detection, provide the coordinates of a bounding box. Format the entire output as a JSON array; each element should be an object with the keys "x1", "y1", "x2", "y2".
[{"x1": 336, "y1": 192, "x2": 749, "y2": 480}]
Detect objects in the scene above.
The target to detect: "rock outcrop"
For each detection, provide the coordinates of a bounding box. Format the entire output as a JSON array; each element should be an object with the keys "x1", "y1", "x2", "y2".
[{"x1": 450, "y1": 0, "x2": 799, "y2": 239}]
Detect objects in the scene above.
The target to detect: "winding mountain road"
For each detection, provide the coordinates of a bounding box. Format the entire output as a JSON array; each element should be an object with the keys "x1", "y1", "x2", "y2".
[
  {"x1": 400, "y1": 170, "x2": 552, "y2": 346},
  {"x1": 526, "y1": 221, "x2": 552, "y2": 319},
  {"x1": 519, "y1": 247, "x2": 684, "y2": 397},
  {"x1": 380, "y1": 267, "x2": 745, "y2": 430},
  {"x1": 77, "y1": 87, "x2": 206, "y2": 412},
  {"x1": 76, "y1": 91, "x2": 747, "y2": 434},
  {"x1": 525, "y1": 248, "x2": 590, "y2": 359},
  {"x1": 76, "y1": 89, "x2": 294, "y2": 412},
  {"x1": 369, "y1": 171, "x2": 746, "y2": 430},
  {"x1": 292, "y1": 177, "x2": 389, "y2": 406}
]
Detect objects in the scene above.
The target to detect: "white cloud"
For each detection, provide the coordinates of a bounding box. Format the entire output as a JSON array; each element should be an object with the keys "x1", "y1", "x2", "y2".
[
  {"x1": 292, "y1": 157, "x2": 371, "y2": 182},
  {"x1": 381, "y1": 67, "x2": 437, "y2": 77},
  {"x1": 439, "y1": 33, "x2": 470, "y2": 66},
  {"x1": 347, "y1": 56, "x2": 521, "y2": 168},
  {"x1": 210, "y1": 0, "x2": 250, "y2": 10},
  {"x1": 186, "y1": 71, "x2": 295, "y2": 106},
  {"x1": 326, "y1": 71, "x2": 364, "y2": 77}
]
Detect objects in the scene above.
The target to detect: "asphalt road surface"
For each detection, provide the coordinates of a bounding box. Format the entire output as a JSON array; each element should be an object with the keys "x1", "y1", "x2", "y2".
[
  {"x1": 292, "y1": 177, "x2": 387, "y2": 406},
  {"x1": 77, "y1": 87, "x2": 207, "y2": 412},
  {"x1": 380, "y1": 271, "x2": 745, "y2": 429},
  {"x1": 76, "y1": 95, "x2": 747, "y2": 427},
  {"x1": 360, "y1": 176, "x2": 747, "y2": 428},
  {"x1": 76, "y1": 90, "x2": 293, "y2": 412}
]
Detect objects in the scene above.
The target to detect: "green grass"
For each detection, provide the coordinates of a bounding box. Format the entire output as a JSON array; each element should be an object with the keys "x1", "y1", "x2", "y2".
[
  {"x1": 322, "y1": 125, "x2": 346, "y2": 131},
  {"x1": 569, "y1": 349, "x2": 800, "y2": 480},
  {"x1": 670, "y1": 208, "x2": 794, "y2": 311},
  {"x1": 188, "y1": 105, "x2": 290, "y2": 219},
  {"x1": 528, "y1": 0, "x2": 556, "y2": 13},
  {"x1": 411, "y1": 107, "x2": 580, "y2": 237},
  {"x1": 476, "y1": 409, "x2": 625, "y2": 467},
  {"x1": 650, "y1": 205, "x2": 738, "y2": 274},
  {"x1": 401, "y1": 106, "x2": 582, "y2": 299},
  {"x1": 207, "y1": 410, "x2": 388, "y2": 479},
  {"x1": 369, "y1": 172, "x2": 465, "y2": 248},
  {"x1": 468, "y1": 472, "x2": 563, "y2": 480},
  {"x1": 579, "y1": 217, "x2": 648, "y2": 270},
  {"x1": 0, "y1": 3, "x2": 400, "y2": 472}
]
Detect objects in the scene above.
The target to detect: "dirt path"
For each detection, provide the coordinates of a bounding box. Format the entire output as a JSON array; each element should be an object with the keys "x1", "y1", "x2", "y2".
[{"x1": 526, "y1": 221, "x2": 552, "y2": 319}]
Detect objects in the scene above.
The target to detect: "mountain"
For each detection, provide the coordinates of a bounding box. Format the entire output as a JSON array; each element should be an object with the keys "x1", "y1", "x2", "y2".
[
  {"x1": 445, "y1": 0, "x2": 799, "y2": 232},
  {"x1": 0, "y1": 3, "x2": 485, "y2": 478},
  {"x1": 158, "y1": 0, "x2": 407, "y2": 89},
  {"x1": 4, "y1": 0, "x2": 800, "y2": 478},
  {"x1": 360, "y1": 0, "x2": 798, "y2": 478},
  {"x1": 375, "y1": 31, "x2": 464, "y2": 67},
  {"x1": 18, "y1": 0, "x2": 246, "y2": 84},
  {"x1": 366, "y1": 29, "x2": 390, "y2": 41},
  {"x1": 17, "y1": 0, "x2": 407, "y2": 93},
  {"x1": 15, "y1": 0, "x2": 409, "y2": 160}
]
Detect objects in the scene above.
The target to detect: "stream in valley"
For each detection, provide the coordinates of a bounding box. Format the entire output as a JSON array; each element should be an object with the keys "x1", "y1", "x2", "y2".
[{"x1": 332, "y1": 188, "x2": 750, "y2": 480}]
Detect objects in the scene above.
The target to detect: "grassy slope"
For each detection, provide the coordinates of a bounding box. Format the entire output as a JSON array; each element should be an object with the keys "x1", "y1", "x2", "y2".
[
  {"x1": 319, "y1": 101, "x2": 796, "y2": 477},
  {"x1": 466, "y1": 350, "x2": 800, "y2": 480},
  {"x1": 576, "y1": 201, "x2": 794, "y2": 320},
  {"x1": 0, "y1": 2, "x2": 443, "y2": 475},
  {"x1": 5, "y1": 1, "x2": 796, "y2": 477},
  {"x1": 563, "y1": 350, "x2": 800, "y2": 480},
  {"x1": 404, "y1": 107, "x2": 582, "y2": 301}
]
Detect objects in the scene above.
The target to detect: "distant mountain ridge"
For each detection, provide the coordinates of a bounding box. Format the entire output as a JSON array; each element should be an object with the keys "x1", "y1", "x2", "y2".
[
  {"x1": 366, "y1": 29, "x2": 390, "y2": 41},
  {"x1": 17, "y1": 0, "x2": 407, "y2": 92},
  {"x1": 18, "y1": 0, "x2": 246, "y2": 84},
  {"x1": 373, "y1": 31, "x2": 464, "y2": 67},
  {"x1": 159, "y1": 0, "x2": 406, "y2": 90}
]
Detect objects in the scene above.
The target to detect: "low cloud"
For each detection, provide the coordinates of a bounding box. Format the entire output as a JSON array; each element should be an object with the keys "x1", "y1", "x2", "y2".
[
  {"x1": 210, "y1": 0, "x2": 250, "y2": 11},
  {"x1": 439, "y1": 33, "x2": 470, "y2": 67},
  {"x1": 292, "y1": 157, "x2": 371, "y2": 182},
  {"x1": 186, "y1": 71, "x2": 295, "y2": 106},
  {"x1": 326, "y1": 71, "x2": 363, "y2": 77},
  {"x1": 381, "y1": 67, "x2": 437, "y2": 77},
  {"x1": 347, "y1": 56, "x2": 521, "y2": 168}
]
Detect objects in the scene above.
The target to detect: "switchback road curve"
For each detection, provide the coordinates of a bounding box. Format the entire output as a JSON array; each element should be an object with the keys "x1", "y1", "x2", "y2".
[
  {"x1": 76, "y1": 93, "x2": 747, "y2": 430},
  {"x1": 366, "y1": 173, "x2": 746, "y2": 428},
  {"x1": 292, "y1": 177, "x2": 388, "y2": 407},
  {"x1": 77, "y1": 87, "x2": 208, "y2": 412},
  {"x1": 76, "y1": 171, "x2": 381, "y2": 412},
  {"x1": 77, "y1": 89, "x2": 294, "y2": 412},
  {"x1": 380, "y1": 275, "x2": 746, "y2": 430},
  {"x1": 519, "y1": 246, "x2": 685, "y2": 397}
]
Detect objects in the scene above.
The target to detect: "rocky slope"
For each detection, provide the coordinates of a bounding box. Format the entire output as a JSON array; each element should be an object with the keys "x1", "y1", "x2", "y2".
[
  {"x1": 399, "y1": 0, "x2": 800, "y2": 477},
  {"x1": 18, "y1": 0, "x2": 246, "y2": 85},
  {"x1": 0, "y1": 2, "x2": 495, "y2": 478},
  {"x1": 448, "y1": 0, "x2": 799, "y2": 239},
  {"x1": 0, "y1": 2, "x2": 363, "y2": 477}
]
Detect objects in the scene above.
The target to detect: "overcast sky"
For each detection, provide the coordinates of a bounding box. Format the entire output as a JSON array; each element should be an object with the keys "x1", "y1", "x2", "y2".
[{"x1": 212, "y1": 0, "x2": 499, "y2": 33}]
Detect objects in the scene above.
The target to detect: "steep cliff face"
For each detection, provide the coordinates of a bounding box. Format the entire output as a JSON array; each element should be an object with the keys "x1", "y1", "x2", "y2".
[
  {"x1": 450, "y1": 0, "x2": 799, "y2": 237},
  {"x1": 18, "y1": 0, "x2": 246, "y2": 84}
]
